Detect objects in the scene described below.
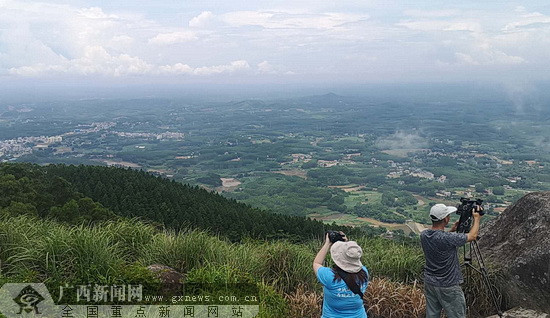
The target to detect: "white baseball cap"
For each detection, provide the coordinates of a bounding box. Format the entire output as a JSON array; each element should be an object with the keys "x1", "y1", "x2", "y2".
[{"x1": 429, "y1": 203, "x2": 457, "y2": 221}]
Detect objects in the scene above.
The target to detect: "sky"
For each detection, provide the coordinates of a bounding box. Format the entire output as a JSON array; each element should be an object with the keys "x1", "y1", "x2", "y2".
[{"x1": 1, "y1": 0, "x2": 550, "y2": 91}]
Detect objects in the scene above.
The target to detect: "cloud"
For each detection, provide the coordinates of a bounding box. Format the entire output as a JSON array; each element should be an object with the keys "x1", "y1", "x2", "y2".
[
  {"x1": 257, "y1": 61, "x2": 275, "y2": 74},
  {"x1": 189, "y1": 11, "x2": 215, "y2": 28},
  {"x1": 0, "y1": 1, "x2": 154, "y2": 68},
  {"x1": 456, "y1": 50, "x2": 524, "y2": 65},
  {"x1": 158, "y1": 60, "x2": 250, "y2": 76},
  {"x1": 454, "y1": 53, "x2": 479, "y2": 65},
  {"x1": 375, "y1": 132, "x2": 428, "y2": 150},
  {"x1": 397, "y1": 20, "x2": 481, "y2": 32},
  {"x1": 193, "y1": 60, "x2": 250, "y2": 75},
  {"x1": 503, "y1": 11, "x2": 550, "y2": 32},
  {"x1": 403, "y1": 9, "x2": 460, "y2": 18},
  {"x1": 1, "y1": 1, "x2": 549, "y2": 82},
  {"x1": 148, "y1": 31, "x2": 198, "y2": 45},
  {"x1": 501, "y1": 81, "x2": 536, "y2": 113},
  {"x1": 9, "y1": 45, "x2": 249, "y2": 77},
  {"x1": 220, "y1": 11, "x2": 368, "y2": 30},
  {"x1": 396, "y1": 10, "x2": 531, "y2": 68},
  {"x1": 9, "y1": 46, "x2": 154, "y2": 76}
]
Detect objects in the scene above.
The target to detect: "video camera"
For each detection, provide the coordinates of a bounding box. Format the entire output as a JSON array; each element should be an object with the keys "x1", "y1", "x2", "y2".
[{"x1": 456, "y1": 198, "x2": 484, "y2": 233}]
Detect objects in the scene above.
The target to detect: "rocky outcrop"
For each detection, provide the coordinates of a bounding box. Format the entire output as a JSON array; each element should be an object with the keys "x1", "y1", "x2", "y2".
[
  {"x1": 479, "y1": 192, "x2": 550, "y2": 313},
  {"x1": 486, "y1": 307, "x2": 549, "y2": 318},
  {"x1": 147, "y1": 264, "x2": 184, "y2": 296}
]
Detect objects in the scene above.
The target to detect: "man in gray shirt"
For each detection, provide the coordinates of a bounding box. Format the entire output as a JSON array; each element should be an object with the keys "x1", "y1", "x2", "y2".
[{"x1": 421, "y1": 203, "x2": 482, "y2": 318}]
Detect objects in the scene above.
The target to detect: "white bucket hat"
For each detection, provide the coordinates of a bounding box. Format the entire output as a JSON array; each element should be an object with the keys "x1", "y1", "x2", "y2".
[
  {"x1": 330, "y1": 241, "x2": 363, "y2": 273},
  {"x1": 430, "y1": 203, "x2": 457, "y2": 221}
]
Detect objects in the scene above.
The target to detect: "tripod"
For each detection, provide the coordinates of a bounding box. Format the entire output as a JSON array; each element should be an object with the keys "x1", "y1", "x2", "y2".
[{"x1": 461, "y1": 239, "x2": 503, "y2": 317}]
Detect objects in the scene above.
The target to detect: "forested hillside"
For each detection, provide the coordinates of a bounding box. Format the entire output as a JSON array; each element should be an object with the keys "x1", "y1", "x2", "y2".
[{"x1": 0, "y1": 163, "x2": 368, "y2": 241}]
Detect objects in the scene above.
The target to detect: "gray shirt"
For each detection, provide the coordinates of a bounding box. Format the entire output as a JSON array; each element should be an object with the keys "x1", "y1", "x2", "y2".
[{"x1": 420, "y1": 229, "x2": 467, "y2": 287}]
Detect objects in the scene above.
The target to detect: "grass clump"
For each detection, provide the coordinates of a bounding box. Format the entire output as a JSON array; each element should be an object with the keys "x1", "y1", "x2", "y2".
[{"x1": 140, "y1": 229, "x2": 230, "y2": 273}]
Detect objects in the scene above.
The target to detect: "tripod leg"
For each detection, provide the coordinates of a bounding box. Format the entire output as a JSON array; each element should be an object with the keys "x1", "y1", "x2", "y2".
[
  {"x1": 471, "y1": 241, "x2": 503, "y2": 317},
  {"x1": 462, "y1": 243, "x2": 475, "y2": 317}
]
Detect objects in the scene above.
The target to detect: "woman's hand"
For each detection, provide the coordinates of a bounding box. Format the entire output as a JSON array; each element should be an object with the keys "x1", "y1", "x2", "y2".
[
  {"x1": 324, "y1": 231, "x2": 348, "y2": 246},
  {"x1": 324, "y1": 233, "x2": 332, "y2": 246}
]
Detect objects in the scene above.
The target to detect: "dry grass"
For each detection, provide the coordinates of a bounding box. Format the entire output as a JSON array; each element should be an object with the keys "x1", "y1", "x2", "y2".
[
  {"x1": 285, "y1": 278, "x2": 426, "y2": 318},
  {"x1": 285, "y1": 284, "x2": 323, "y2": 318},
  {"x1": 366, "y1": 278, "x2": 426, "y2": 318}
]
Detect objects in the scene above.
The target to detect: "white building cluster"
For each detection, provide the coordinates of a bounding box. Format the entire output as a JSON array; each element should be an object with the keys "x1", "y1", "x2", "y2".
[{"x1": 0, "y1": 135, "x2": 63, "y2": 159}]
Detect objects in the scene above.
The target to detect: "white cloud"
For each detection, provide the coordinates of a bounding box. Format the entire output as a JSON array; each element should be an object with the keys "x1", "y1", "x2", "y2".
[
  {"x1": 77, "y1": 6, "x2": 119, "y2": 20},
  {"x1": 9, "y1": 46, "x2": 154, "y2": 77},
  {"x1": 454, "y1": 53, "x2": 479, "y2": 65},
  {"x1": 193, "y1": 60, "x2": 250, "y2": 75},
  {"x1": 9, "y1": 44, "x2": 249, "y2": 77},
  {"x1": 110, "y1": 35, "x2": 135, "y2": 46},
  {"x1": 503, "y1": 11, "x2": 550, "y2": 32},
  {"x1": 148, "y1": 31, "x2": 198, "y2": 45},
  {"x1": 158, "y1": 60, "x2": 250, "y2": 76},
  {"x1": 397, "y1": 20, "x2": 481, "y2": 32},
  {"x1": 257, "y1": 61, "x2": 275, "y2": 74},
  {"x1": 454, "y1": 45, "x2": 524, "y2": 66},
  {"x1": 0, "y1": 1, "x2": 155, "y2": 68},
  {"x1": 158, "y1": 63, "x2": 194, "y2": 74},
  {"x1": 220, "y1": 11, "x2": 368, "y2": 30},
  {"x1": 189, "y1": 11, "x2": 215, "y2": 28},
  {"x1": 0, "y1": 1, "x2": 549, "y2": 82},
  {"x1": 404, "y1": 9, "x2": 460, "y2": 18}
]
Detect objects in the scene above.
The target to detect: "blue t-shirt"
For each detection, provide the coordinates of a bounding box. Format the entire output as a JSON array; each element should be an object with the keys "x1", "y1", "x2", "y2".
[{"x1": 316, "y1": 266, "x2": 369, "y2": 318}]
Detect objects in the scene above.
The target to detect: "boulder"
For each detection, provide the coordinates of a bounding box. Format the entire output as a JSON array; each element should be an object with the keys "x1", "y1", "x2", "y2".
[
  {"x1": 147, "y1": 264, "x2": 184, "y2": 296},
  {"x1": 486, "y1": 307, "x2": 549, "y2": 318},
  {"x1": 478, "y1": 192, "x2": 550, "y2": 313}
]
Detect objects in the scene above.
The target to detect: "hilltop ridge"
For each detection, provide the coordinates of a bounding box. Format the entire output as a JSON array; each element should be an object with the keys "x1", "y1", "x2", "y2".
[{"x1": 0, "y1": 163, "x2": 366, "y2": 241}]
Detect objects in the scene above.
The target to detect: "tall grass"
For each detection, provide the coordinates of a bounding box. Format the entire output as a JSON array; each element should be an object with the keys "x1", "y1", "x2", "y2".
[
  {"x1": 0, "y1": 216, "x2": 122, "y2": 285},
  {"x1": 139, "y1": 229, "x2": 231, "y2": 273},
  {"x1": 355, "y1": 236, "x2": 424, "y2": 283},
  {"x1": 0, "y1": 215, "x2": 428, "y2": 317}
]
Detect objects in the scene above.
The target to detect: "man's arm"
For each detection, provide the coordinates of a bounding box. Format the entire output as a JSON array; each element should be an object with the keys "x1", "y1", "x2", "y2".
[{"x1": 467, "y1": 208, "x2": 482, "y2": 242}]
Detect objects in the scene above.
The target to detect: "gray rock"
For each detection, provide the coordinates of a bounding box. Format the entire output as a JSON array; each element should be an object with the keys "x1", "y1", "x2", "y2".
[
  {"x1": 486, "y1": 307, "x2": 549, "y2": 318},
  {"x1": 147, "y1": 264, "x2": 184, "y2": 296},
  {"x1": 478, "y1": 192, "x2": 550, "y2": 313}
]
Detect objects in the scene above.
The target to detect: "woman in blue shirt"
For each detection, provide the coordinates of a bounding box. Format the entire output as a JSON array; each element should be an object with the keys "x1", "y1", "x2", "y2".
[{"x1": 313, "y1": 232, "x2": 369, "y2": 318}]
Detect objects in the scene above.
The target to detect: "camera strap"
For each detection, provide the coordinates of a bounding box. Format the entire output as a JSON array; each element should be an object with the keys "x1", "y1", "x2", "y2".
[{"x1": 335, "y1": 267, "x2": 364, "y2": 299}]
